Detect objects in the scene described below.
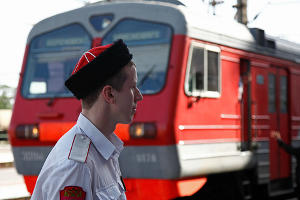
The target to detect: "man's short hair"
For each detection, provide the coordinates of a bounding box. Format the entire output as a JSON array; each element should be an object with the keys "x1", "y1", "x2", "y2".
[{"x1": 82, "y1": 62, "x2": 134, "y2": 109}]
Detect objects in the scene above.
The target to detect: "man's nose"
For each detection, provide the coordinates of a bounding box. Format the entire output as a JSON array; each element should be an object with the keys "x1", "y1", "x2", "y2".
[{"x1": 135, "y1": 88, "x2": 143, "y2": 101}]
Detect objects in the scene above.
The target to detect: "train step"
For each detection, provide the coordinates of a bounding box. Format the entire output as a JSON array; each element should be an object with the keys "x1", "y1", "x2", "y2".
[{"x1": 242, "y1": 179, "x2": 253, "y2": 200}]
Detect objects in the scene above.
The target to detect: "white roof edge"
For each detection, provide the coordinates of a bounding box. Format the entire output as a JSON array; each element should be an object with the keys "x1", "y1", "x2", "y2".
[{"x1": 27, "y1": 0, "x2": 300, "y2": 63}]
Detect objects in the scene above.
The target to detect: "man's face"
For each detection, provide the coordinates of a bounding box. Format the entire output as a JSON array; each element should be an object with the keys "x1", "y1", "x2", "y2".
[{"x1": 114, "y1": 63, "x2": 143, "y2": 124}]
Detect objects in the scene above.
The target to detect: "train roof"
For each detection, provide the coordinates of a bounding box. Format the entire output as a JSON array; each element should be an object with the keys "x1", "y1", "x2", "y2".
[{"x1": 28, "y1": 0, "x2": 300, "y2": 64}]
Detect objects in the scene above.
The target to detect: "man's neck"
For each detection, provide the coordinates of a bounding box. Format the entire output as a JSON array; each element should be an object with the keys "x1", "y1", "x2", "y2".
[{"x1": 81, "y1": 107, "x2": 116, "y2": 139}]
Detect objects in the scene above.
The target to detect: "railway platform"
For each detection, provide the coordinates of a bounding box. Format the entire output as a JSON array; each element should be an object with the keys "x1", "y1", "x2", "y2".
[{"x1": 0, "y1": 141, "x2": 30, "y2": 200}]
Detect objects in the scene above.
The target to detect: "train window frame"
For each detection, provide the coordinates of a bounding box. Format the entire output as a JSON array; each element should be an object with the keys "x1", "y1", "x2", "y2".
[
  {"x1": 21, "y1": 23, "x2": 92, "y2": 99},
  {"x1": 184, "y1": 41, "x2": 221, "y2": 98}
]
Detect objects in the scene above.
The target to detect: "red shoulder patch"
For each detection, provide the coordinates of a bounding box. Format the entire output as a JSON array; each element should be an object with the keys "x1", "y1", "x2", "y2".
[{"x1": 60, "y1": 186, "x2": 86, "y2": 200}]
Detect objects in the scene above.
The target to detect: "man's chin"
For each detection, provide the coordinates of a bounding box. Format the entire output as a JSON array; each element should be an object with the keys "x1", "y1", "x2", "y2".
[{"x1": 118, "y1": 117, "x2": 133, "y2": 125}]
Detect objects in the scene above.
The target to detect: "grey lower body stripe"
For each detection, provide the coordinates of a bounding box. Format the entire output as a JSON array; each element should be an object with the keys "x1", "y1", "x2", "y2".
[
  {"x1": 13, "y1": 143, "x2": 254, "y2": 179},
  {"x1": 120, "y1": 143, "x2": 254, "y2": 179},
  {"x1": 12, "y1": 146, "x2": 53, "y2": 175},
  {"x1": 119, "y1": 145, "x2": 180, "y2": 179}
]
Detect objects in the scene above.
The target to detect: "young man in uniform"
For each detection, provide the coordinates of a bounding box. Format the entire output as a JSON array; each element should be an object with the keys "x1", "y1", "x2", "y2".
[{"x1": 31, "y1": 39, "x2": 143, "y2": 200}]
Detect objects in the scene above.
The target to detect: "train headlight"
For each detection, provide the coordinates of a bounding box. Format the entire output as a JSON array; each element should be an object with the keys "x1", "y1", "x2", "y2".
[
  {"x1": 129, "y1": 123, "x2": 156, "y2": 139},
  {"x1": 16, "y1": 125, "x2": 39, "y2": 139}
]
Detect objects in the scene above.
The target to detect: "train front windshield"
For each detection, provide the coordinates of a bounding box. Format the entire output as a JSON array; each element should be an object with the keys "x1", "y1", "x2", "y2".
[
  {"x1": 22, "y1": 19, "x2": 172, "y2": 98},
  {"x1": 102, "y1": 19, "x2": 172, "y2": 94}
]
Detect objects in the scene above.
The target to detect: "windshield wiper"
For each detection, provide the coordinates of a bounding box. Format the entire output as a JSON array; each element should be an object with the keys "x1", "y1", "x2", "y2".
[{"x1": 138, "y1": 64, "x2": 157, "y2": 88}]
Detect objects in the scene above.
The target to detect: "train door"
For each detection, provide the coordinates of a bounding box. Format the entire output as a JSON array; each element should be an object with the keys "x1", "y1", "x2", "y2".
[
  {"x1": 268, "y1": 67, "x2": 291, "y2": 190},
  {"x1": 241, "y1": 61, "x2": 291, "y2": 185},
  {"x1": 247, "y1": 62, "x2": 272, "y2": 187}
]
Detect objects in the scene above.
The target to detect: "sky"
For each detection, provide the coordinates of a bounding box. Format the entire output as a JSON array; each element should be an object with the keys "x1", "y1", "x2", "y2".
[{"x1": 0, "y1": 0, "x2": 300, "y2": 88}]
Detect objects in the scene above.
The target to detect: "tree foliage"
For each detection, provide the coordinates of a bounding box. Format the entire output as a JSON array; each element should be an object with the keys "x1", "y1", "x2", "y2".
[{"x1": 0, "y1": 91, "x2": 12, "y2": 109}]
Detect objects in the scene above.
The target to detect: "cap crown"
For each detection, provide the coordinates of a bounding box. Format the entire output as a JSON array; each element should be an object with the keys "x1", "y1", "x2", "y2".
[
  {"x1": 64, "y1": 39, "x2": 132, "y2": 100},
  {"x1": 72, "y1": 44, "x2": 112, "y2": 75}
]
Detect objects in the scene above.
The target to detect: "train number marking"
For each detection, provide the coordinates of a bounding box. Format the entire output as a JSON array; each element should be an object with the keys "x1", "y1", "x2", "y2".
[{"x1": 136, "y1": 153, "x2": 157, "y2": 163}]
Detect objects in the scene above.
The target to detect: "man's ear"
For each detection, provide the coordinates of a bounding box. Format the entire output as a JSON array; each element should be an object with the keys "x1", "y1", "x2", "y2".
[{"x1": 102, "y1": 85, "x2": 115, "y2": 104}]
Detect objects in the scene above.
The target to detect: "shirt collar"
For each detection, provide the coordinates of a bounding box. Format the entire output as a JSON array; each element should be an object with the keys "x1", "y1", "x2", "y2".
[{"x1": 77, "y1": 113, "x2": 124, "y2": 160}]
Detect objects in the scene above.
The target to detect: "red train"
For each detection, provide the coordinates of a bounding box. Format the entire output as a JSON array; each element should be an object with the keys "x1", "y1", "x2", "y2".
[{"x1": 8, "y1": 1, "x2": 300, "y2": 199}]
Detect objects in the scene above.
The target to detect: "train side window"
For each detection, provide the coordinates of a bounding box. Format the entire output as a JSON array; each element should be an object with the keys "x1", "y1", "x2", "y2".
[
  {"x1": 185, "y1": 42, "x2": 220, "y2": 98},
  {"x1": 256, "y1": 74, "x2": 264, "y2": 85},
  {"x1": 188, "y1": 48, "x2": 204, "y2": 92},
  {"x1": 280, "y1": 76, "x2": 287, "y2": 113},
  {"x1": 207, "y1": 51, "x2": 219, "y2": 91},
  {"x1": 268, "y1": 73, "x2": 276, "y2": 113}
]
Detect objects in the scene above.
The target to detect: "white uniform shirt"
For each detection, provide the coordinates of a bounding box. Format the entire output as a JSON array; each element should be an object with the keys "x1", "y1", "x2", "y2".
[{"x1": 31, "y1": 113, "x2": 127, "y2": 200}]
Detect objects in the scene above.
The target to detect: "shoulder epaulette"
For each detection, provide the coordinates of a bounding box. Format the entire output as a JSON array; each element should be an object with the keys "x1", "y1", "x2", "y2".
[{"x1": 68, "y1": 134, "x2": 91, "y2": 163}]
